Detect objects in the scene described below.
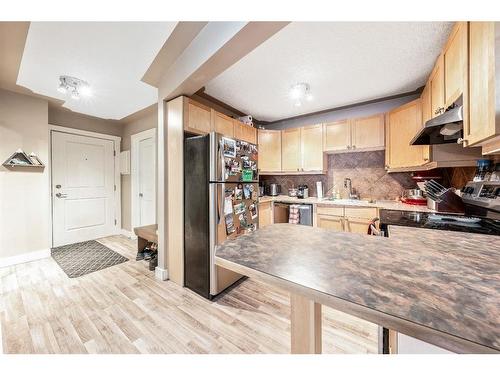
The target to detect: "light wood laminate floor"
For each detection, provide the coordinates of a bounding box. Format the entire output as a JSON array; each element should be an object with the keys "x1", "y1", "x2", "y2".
[{"x1": 0, "y1": 235, "x2": 379, "y2": 354}]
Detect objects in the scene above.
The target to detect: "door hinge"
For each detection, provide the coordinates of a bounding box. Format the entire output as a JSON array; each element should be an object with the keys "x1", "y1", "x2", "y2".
[
  {"x1": 114, "y1": 150, "x2": 116, "y2": 156},
  {"x1": 114, "y1": 219, "x2": 117, "y2": 225},
  {"x1": 114, "y1": 184, "x2": 116, "y2": 191}
]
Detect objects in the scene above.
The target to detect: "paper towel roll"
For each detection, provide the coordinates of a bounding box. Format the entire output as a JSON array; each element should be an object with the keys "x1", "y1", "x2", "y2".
[{"x1": 316, "y1": 181, "x2": 323, "y2": 199}]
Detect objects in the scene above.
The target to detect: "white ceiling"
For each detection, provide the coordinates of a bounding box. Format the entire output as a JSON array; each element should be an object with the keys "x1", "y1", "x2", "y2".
[
  {"x1": 17, "y1": 22, "x2": 177, "y2": 120},
  {"x1": 205, "y1": 22, "x2": 454, "y2": 122}
]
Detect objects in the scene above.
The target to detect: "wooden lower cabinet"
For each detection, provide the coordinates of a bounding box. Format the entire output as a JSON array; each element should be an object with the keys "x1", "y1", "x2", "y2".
[
  {"x1": 258, "y1": 201, "x2": 272, "y2": 228},
  {"x1": 344, "y1": 217, "x2": 371, "y2": 234},
  {"x1": 317, "y1": 214, "x2": 344, "y2": 232}
]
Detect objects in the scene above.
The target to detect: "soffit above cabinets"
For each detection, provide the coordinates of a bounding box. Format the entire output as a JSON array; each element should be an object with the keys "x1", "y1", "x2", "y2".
[
  {"x1": 16, "y1": 22, "x2": 177, "y2": 120},
  {"x1": 205, "y1": 22, "x2": 454, "y2": 122}
]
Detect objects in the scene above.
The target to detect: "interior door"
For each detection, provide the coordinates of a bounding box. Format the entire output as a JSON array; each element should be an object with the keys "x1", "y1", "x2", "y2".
[
  {"x1": 138, "y1": 136, "x2": 155, "y2": 226},
  {"x1": 52, "y1": 131, "x2": 116, "y2": 247}
]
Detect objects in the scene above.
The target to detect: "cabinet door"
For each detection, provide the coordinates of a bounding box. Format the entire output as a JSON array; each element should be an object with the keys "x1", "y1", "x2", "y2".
[
  {"x1": 344, "y1": 217, "x2": 371, "y2": 234},
  {"x1": 317, "y1": 214, "x2": 344, "y2": 232},
  {"x1": 386, "y1": 99, "x2": 429, "y2": 169},
  {"x1": 281, "y1": 128, "x2": 302, "y2": 172},
  {"x1": 184, "y1": 99, "x2": 212, "y2": 134},
  {"x1": 244, "y1": 124, "x2": 257, "y2": 144},
  {"x1": 444, "y1": 22, "x2": 468, "y2": 107},
  {"x1": 421, "y1": 83, "x2": 432, "y2": 125},
  {"x1": 466, "y1": 22, "x2": 497, "y2": 146},
  {"x1": 258, "y1": 129, "x2": 281, "y2": 172},
  {"x1": 301, "y1": 124, "x2": 324, "y2": 171},
  {"x1": 323, "y1": 120, "x2": 351, "y2": 152},
  {"x1": 213, "y1": 111, "x2": 234, "y2": 137},
  {"x1": 351, "y1": 114, "x2": 385, "y2": 150},
  {"x1": 233, "y1": 120, "x2": 245, "y2": 141},
  {"x1": 429, "y1": 55, "x2": 445, "y2": 118},
  {"x1": 258, "y1": 201, "x2": 272, "y2": 228}
]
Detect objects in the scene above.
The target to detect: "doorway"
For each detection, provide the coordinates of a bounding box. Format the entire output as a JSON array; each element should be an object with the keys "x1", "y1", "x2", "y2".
[
  {"x1": 131, "y1": 128, "x2": 156, "y2": 229},
  {"x1": 51, "y1": 127, "x2": 121, "y2": 247}
]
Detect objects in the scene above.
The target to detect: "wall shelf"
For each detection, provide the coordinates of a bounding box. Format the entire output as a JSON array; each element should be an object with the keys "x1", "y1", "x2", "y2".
[{"x1": 2, "y1": 149, "x2": 45, "y2": 169}]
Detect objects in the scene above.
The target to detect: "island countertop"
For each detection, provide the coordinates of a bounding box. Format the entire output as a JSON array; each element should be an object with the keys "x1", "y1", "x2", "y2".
[{"x1": 215, "y1": 224, "x2": 500, "y2": 353}]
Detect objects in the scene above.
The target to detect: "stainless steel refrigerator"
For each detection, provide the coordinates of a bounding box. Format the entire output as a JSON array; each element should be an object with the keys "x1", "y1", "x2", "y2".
[{"x1": 184, "y1": 132, "x2": 259, "y2": 299}]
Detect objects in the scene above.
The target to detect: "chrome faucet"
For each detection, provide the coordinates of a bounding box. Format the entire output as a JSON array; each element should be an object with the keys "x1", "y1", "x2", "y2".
[{"x1": 344, "y1": 178, "x2": 358, "y2": 200}]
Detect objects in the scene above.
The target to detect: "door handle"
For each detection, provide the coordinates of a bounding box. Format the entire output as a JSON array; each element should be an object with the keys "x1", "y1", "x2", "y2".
[
  {"x1": 55, "y1": 193, "x2": 68, "y2": 198},
  {"x1": 139, "y1": 193, "x2": 143, "y2": 197}
]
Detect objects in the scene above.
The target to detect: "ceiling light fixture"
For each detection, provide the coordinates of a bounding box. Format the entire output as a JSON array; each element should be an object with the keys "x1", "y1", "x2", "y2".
[
  {"x1": 289, "y1": 82, "x2": 312, "y2": 107},
  {"x1": 57, "y1": 75, "x2": 91, "y2": 100}
]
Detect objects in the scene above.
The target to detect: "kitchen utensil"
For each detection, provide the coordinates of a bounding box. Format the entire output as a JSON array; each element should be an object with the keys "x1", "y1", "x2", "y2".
[
  {"x1": 424, "y1": 180, "x2": 465, "y2": 213},
  {"x1": 403, "y1": 188, "x2": 424, "y2": 199},
  {"x1": 258, "y1": 185, "x2": 264, "y2": 197}
]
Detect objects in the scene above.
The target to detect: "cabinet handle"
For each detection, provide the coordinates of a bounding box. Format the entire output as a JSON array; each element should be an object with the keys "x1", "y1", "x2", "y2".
[
  {"x1": 385, "y1": 164, "x2": 389, "y2": 169},
  {"x1": 352, "y1": 145, "x2": 356, "y2": 149},
  {"x1": 347, "y1": 145, "x2": 351, "y2": 149},
  {"x1": 457, "y1": 137, "x2": 464, "y2": 145}
]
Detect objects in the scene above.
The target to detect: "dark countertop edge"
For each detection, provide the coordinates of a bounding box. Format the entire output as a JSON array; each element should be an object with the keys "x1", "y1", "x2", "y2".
[{"x1": 215, "y1": 255, "x2": 499, "y2": 354}]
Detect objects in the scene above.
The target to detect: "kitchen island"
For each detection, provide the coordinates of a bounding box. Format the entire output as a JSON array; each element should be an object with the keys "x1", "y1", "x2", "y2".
[{"x1": 215, "y1": 224, "x2": 500, "y2": 354}]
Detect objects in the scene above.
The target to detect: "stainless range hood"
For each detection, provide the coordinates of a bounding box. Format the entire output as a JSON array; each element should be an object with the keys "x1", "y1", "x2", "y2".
[{"x1": 410, "y1": 104, "x2": 464, "y2": 145}]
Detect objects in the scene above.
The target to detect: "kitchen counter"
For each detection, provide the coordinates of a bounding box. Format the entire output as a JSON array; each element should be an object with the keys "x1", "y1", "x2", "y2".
[
  {"x1": 258, "y1": 195, "x2": 435, "y2": 213},
  {"x1": 215, "y1": 223, "x2": 500, "y2": 353}
]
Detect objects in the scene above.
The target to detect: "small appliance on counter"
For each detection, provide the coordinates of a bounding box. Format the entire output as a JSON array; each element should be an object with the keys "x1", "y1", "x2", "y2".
[
  {"x1": 297, "y1": 184, "x2": 309, "y2": 199},
  {"x1": 473, "y1": 159, "x2": 493, "y2": 182},
  {"x1": 265, "y1": 183, "x2": 281, "y2": 196},
  {"x1": 258, "y1": 184, "x2": 264, "y2": 197}
]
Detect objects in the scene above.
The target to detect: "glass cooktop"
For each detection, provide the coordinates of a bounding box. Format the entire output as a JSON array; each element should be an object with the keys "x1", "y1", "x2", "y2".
[{"x1": 379, "y1": 209, "x2": 500, "y2": 236}]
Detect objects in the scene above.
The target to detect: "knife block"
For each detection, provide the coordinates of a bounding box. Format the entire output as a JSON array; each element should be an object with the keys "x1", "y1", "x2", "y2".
[{"x1": 432, "y1": 189, "x2": 465, "y2": 214}]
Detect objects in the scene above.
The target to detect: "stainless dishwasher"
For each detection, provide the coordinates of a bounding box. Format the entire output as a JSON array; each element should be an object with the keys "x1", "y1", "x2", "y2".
[{"x1": 273, "y1": 202, "x2": 313, "y2": 226}]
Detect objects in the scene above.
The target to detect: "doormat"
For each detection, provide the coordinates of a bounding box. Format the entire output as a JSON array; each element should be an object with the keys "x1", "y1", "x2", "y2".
[{"x1": 51, "y1": 240, "x2": 128, "y2": 278}]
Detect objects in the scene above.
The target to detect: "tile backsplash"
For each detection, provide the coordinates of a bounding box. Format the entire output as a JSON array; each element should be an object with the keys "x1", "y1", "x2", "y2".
[{"x1": 260, "y1": 151, "x2": 417, "y2": 200}]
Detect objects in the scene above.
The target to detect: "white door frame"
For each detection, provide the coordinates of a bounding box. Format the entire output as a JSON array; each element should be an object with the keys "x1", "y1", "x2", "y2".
[
  {"x1": 131, "y1": 128, "x2": 157, "y2": 230},
  {"x1": 48, "y1": 125, "x2": 122, "y2": 247}
]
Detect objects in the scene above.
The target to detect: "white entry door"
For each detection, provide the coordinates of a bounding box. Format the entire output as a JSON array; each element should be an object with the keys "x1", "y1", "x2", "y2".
[
  {"x1": 52, "y1": 131, "x2": 117, "y2": 247},
  {"x1": 132, "y1": 129, "x2": 156, "y2": 228}
]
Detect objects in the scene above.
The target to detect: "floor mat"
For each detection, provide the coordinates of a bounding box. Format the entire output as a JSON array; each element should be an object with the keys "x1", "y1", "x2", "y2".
[{"x1": 51, "y1": 240, "x2": 128, "y2": 278}]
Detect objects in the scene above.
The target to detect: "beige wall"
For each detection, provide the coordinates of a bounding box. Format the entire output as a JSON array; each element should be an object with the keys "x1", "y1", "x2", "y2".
[
  {"x1": 0, "y1": 89, "x2": 50, "y2": 260},
  {"x1": 48, "y1": 105, "x2": 123, "y2": 137},
  {"x1": 121, "y1": 106, "x2": 157, "y2": 231}
]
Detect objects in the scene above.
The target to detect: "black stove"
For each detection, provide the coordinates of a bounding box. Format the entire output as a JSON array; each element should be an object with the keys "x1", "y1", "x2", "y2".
[{"x1": 379, "y1": 209, "x2": 500, "y2": 236}]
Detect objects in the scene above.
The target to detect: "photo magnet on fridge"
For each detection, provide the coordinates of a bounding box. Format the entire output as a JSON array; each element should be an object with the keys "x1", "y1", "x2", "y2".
[
  {"x1": 243, "y1": 184, "x2": 251, "y2": 199},
  {"x1": 233, "y1": 202, "x2": 245, "y2": 215},
  {"x1": 221, "y1": 137, "x2": 236, "y2": 158},
  {"x1": 249, "y1": 203, "x2": 257, "y2": 219},
  {"x1": 235, "y1": 184, "x2": 243, "y2": 200},
  {"x1": 225, "y1": 214, "x2": 236, "y2": 235}
]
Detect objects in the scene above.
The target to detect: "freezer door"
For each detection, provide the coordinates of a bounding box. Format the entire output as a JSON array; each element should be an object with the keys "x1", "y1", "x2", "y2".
[
  {"x1": 210, "y1": 182, "x2": 259, "y2": 296},
  {"x1": 210, "y1": 132, "x2": 258, "y2": 183}
]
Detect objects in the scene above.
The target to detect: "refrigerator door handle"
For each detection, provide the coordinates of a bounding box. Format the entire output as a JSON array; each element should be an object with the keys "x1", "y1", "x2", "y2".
[
  {"x1": 218, "y1": 137, "x2": 225, "y2": 182},
  {"x1": 217, "y1": 183, "x2": 225, "y2": 224}
]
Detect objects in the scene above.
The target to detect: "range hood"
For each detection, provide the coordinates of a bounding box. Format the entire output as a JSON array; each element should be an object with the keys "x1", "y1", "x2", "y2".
[{"x1": 410, "y1": 105, "x2": 463, "y2": 145}]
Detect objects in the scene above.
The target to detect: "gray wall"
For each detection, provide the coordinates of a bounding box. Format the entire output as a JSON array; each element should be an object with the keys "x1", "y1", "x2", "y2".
[{"x1": 264, "y1": 94, "x2": 419, "y2": 129}]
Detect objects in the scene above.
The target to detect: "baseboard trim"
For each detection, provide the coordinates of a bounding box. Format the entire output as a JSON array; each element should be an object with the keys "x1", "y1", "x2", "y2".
[
  {"x1": 0, "y1": 249, "x2": 51, "y2": 268},
  {"x1": 120, "y1": 229, "x2": 137, "y2": 240},
  {"x1": 155, "y1": 267, "x2": 168, "y2": 281}
]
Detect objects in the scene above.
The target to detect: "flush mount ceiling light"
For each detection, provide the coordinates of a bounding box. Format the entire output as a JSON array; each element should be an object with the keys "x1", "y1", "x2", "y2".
[
  {"x1": 57, "y1": 75, "x2": 91, "y2": 100},
  {"x1": 289, "y1": 82, "x2": 313, "y2": 107}
]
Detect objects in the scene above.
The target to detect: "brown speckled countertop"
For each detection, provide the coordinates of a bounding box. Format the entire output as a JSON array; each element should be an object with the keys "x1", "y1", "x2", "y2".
[{"x1": 215, "y1": 224, "x2": 500, "y2": 353}]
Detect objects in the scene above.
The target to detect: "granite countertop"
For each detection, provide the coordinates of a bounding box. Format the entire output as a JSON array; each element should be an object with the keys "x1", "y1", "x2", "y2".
[
  {"x1": 258, "y1": 195, "x2": 435, "y2": 213},
  {"x1": 215, "y1": 224, "x2": 500, "y2": 353}
]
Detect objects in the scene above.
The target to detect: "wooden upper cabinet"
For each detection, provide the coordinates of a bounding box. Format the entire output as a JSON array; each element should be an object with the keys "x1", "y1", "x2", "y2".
[
  {"x1": 233, "y1": 120, "x2": 256, "y2": 144},
  {"x1": 258, "y1": 129, "x2": 281, "y2": 172},
  {"x1": 323, "y1": 120, "x2": 351, "y2": 152},
  {"x1": 466, "y1": 22, "x2": 498, "y2": 146},
  {"x1": 212, "y1": 111, "x2": 234, "y2": 138},
  {"x1": 301, "y1": 124, "x2": 324, "y2": 171},
  {"x1": 281, "y1": 128, "x2": 302, "y2": 172},
  {"x1": 421, "y1": 83, "x2": 432, "y2": 126},
  {"x1": 184, "y1": 99, "x2": 212, "y2": 135},
  {"x1": 443, "y1": 22, "x2": 468, "y2": 107},
  {"x1": 386, "y1": 99, "x2": 429, "y2": 169},
  {"x1": 429, "y1": 54, "x2": 445, "y2": 118},
  {"x1": 351, "y1": 114, "x2": 385, "y2": 150}
]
